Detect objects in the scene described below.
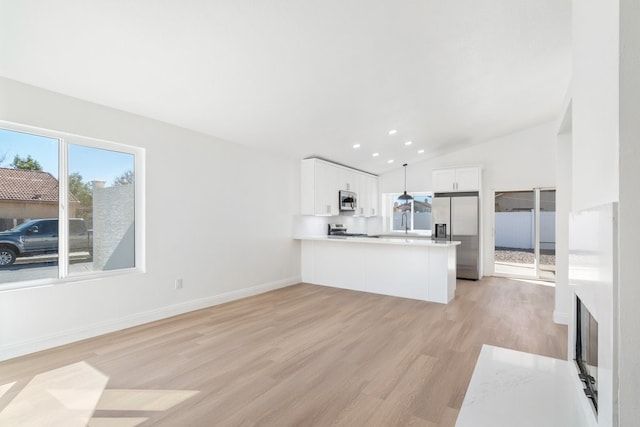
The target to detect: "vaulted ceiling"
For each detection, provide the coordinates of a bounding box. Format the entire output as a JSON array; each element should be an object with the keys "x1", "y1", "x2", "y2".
[{"x1": 0, "y1": 0, "x2": 571, "y2": 174}]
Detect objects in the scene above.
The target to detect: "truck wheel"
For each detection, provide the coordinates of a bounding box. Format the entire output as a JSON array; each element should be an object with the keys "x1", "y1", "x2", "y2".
[{"x1": 0, "y1": 247, "x2": 17, "y2": 267}]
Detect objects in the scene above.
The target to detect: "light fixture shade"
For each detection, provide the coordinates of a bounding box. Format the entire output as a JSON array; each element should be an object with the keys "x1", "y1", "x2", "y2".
[{"x1": 398, "y1": 191, "x2": 413, "y2": 201}]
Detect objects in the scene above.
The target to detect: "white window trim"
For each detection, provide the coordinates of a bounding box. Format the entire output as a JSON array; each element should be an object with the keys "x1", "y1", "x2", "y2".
[{"x1": 0, "y1": 120, "x2": 145, "y2": 291}]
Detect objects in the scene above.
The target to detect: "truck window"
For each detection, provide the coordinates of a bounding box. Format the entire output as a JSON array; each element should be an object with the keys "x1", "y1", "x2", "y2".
[{"x1": 38, "y1": 220, "x2": 57, "y2": 235}]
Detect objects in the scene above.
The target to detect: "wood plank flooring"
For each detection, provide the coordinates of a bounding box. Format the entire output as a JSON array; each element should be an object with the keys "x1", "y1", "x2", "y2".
[{"x1": 0, "y1": 277, "x2": 567, "y2": 426}]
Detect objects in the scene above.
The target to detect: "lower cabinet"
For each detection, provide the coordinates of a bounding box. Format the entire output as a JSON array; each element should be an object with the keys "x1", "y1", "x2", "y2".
[{"x1": 300, "y1": 239, "x2": 457, "y2": 304}]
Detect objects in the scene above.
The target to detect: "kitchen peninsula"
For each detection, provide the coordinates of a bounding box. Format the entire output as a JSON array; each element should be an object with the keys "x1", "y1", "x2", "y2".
[{"x1": 297, "y1": 236, "x2": 460, "y2": 303}]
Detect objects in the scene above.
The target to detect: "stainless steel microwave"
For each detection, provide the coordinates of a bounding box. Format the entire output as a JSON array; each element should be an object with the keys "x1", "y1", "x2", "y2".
[{"x1": 339, "y1": 190, "x2": 357, "y2": 212}]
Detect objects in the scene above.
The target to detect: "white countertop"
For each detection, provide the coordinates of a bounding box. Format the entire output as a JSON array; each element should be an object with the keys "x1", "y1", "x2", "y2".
[
  {"x1": 456, "y1": 345, "x2": 595, "y2": 427},
  {"x1": 295, "y1": 235, "x2": 461, "y2": 247}
]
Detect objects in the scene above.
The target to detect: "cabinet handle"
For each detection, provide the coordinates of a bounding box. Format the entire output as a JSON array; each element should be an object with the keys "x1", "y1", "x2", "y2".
[{"x1": 327, "y1": 205, "x2": 331, "y2": 214}]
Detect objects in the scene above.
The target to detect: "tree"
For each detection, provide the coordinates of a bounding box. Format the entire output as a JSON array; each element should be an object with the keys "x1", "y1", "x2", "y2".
[
  {"x1": 11, "y1": 154, "x2": 43, "y2": 171},
  {"x1": 69, "y1": 172, "x2": 93, "y2": 227},
  {"x1": 69, "y1": 172, "x2": 92, "y2": 206},
  {"x1": 113, "y1": 170, "x2": 134, "y2": 186}
]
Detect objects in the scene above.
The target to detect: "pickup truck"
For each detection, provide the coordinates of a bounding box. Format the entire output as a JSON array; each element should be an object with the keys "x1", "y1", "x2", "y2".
[{"x1": 0, "y1": 218, "x2": 92, "y2": 267}]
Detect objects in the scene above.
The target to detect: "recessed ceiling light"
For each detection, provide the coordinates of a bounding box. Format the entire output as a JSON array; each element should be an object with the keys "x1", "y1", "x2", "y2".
[
  {"x1": 388, "y1": 129, "x2": 397, "y2": 135},
  {"x1": 372, "y1": 152, "x2": 380, "y2": 157},
  {"x1": 404, "y1": 141, "x2": 413, "y2": 146},
  {"x1": 387, "y1": 159, "x2": 394, "y2": 164},
  {"x1": 418, "y1": 149, "x2": 425, "y2": 154},
  {"x1": 352, "y1": 144, "x2": 361, "y2": 149}
]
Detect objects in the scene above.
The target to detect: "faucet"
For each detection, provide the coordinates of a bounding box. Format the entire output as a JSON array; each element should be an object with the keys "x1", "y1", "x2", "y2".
[{"x1": 401, "y1": 211, "x2": 409, "y2": 234}]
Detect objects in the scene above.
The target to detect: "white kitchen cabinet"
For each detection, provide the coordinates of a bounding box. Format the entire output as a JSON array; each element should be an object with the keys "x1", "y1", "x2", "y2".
[
  {"x1": 369, "y1": 176, "x2": 379, "y2": 216},
  {"x1": 357, "y1": 173, "x2": 378, "y2": 217},
  {"x1": 433, "y1": 167, "x2": 481, "y2": 192},
  {"x1": 299, "y1": 237, "x2": 458, "y2": 303},
  {"x1": 301, "y1": 158, "x2": 378, "y2": 217},
  {"x1": 433, "y1": 169, "x2": 457, "y2": 192},
  {"x1": 356, "y1": 173, "x2": 369, "y2": 216},
  {"x1": 301, "y1": 159, "x2": 340, "y2": 215},
  {"x1": 338, "y1": 168, "x2": 358, "y2": 191},
  {"x1": 455, "y1": 167, "x2": 481, "y2": 191}
]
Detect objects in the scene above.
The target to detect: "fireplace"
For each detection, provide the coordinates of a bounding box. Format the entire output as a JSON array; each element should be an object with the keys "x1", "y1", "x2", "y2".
[{"x1": 575, "y1": 296, "x2": 598, "y2": 412}]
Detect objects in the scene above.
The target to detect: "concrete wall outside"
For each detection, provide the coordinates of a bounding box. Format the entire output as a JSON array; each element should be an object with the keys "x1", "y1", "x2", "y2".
[{"x1": 92, "y1": 184, "x2": 134, "y2": 271}]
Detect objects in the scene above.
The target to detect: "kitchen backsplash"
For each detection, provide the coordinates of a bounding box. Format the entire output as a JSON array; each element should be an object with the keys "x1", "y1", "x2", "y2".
[{"x1": 294, "y1": 215, "x2": 382, "y2": 237}]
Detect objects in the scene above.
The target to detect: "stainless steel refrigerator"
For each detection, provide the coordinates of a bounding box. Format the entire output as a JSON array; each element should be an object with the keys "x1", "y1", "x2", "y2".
[{"x1": 432, "y1": 192, "x2": 480, "y2": 280}]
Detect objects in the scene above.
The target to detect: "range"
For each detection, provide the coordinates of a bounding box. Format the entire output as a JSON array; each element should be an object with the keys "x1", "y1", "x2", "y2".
[{"x1": 327, "y1": 223, "x2": 378, "y2": 238}]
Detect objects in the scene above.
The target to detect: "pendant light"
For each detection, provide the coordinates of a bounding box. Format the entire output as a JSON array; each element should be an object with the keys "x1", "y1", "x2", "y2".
[{"x1": 398, "y1": 163, "x2": 413, "y2": 202}]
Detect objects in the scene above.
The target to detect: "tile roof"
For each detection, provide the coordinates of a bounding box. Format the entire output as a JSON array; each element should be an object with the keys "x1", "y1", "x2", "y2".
[{"x1": 0, "y1": 167, "x2": 79, "y2": 203}]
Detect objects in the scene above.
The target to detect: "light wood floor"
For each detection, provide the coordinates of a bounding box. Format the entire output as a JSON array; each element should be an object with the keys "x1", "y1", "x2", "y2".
[{"x1": 0, "y1": 277, "x2": 567, "y2": 426}]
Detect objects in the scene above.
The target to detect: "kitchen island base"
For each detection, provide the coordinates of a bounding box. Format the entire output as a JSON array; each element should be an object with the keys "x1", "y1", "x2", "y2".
[{"x1": 299, "y1": 237, "x2": 458, "y2": 303}]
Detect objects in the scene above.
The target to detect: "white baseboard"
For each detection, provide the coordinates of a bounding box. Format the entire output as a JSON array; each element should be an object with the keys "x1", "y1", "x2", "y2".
[
  {"x1": 0, "y1": 275, "x2": 301, "y2": 362},
  {"x1": 553, "y1": 310, "x2": 570, "y2": 325}
]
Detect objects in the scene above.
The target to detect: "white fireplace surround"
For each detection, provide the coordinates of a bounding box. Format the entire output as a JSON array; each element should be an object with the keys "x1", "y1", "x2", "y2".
[{"x1": 568, "y1": 202, "x2": 618, "y2": 426}]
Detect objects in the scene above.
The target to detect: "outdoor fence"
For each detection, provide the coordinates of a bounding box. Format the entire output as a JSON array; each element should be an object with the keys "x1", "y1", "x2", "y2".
[{"x1": 495, "y1": 211, "x2": 555, "y2": 250}]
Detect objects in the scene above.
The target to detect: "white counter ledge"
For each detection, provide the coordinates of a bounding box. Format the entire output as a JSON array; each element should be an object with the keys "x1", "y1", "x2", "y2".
[
  {"x1": 296, "y1": 236, "x2": 459, "y2": 303},
  {"x1": 295, "y1": 235, "x2": 461, "y2": 247},
  {"x1": 456, "y1": 345, "x2": 593, "y2": 427}
]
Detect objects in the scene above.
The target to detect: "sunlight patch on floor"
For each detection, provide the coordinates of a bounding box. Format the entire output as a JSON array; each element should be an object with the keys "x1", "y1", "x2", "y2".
[
  {"x1": 0, "y1": 361, "x2": 108, "y2": 427},
  {"x1": 0, "y1": 361, "x2": 199, "y2": 426},
  {"x1": 510, "y1": 278, "x2": 555, "y2": 287},
  {"x1": 0, "y1": 382, "x2": 15, "y2": 399},
  {"x1": 96, "y1": 389, "x2": 199, "y2": 411}
]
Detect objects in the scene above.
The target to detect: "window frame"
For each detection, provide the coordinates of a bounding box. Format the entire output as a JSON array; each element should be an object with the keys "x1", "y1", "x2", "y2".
[
  {"x1": 386, "y1": 191, "x2": 433, "y2": 235},
  {"x1": 0, "y1": 120, "x2": 145, "y2": 291}
]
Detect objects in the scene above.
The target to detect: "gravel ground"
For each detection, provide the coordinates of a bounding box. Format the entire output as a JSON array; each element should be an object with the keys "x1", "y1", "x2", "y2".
[{"x1": 494, "y1": 248, "x2": 556, "y2": 265}]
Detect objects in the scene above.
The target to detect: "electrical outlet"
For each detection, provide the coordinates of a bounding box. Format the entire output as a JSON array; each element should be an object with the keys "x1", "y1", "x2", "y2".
[{"x1": 175, "y1": 278, "x2": 183, "y2": 290}]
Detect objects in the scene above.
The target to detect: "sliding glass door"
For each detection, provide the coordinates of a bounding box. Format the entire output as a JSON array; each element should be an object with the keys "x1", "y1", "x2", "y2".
[
  {"x1": 538, "y1": 189, "x2": 556, "y2": 280},
  {"x1": 494, "y1": 188, "x2": 556, "y2": 281}
]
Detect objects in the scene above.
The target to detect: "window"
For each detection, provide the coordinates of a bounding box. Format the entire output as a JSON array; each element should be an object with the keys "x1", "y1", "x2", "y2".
[
  {"x1": 68, "y1": 144, "x2": 136, "y2": 274},
  {"x1": 0, "y1": 124, "x2": 142, "y2": 288},
  {"x1": 389, "y1": 192, "x2": 433, "y2": 233}
]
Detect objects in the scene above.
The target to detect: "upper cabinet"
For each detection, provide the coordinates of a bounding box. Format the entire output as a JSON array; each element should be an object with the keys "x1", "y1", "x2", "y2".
[
  {"x1": 338, "y1": 168, "x2": 358, "y2": 192},
  {"x1": 432, "y1": 167, "x2": 481, "y2": 192},
  {"x1": 301, "y1": 159, "x2": 340, "y2": 216},
  {"x1": 301, "y1": 158, "x2": 378, "y2": 217},
  {"x1": 357, "y1": 173, "x2": 378, "y2": 217}
]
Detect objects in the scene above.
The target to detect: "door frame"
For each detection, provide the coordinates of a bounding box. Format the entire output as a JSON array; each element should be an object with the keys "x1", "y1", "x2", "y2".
[{"x1": 491, "y1": 187, "x2": 556, "y2": 281}]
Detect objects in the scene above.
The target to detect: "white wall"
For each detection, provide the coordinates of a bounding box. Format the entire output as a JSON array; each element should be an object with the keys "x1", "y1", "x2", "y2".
[
  {"x1": 555, "y1": 130, "x2": 571, "y2": 325},
  {"x1": 572, "y1": 0, "x2": 619, "y2": 211},
  {"x1": 618, "y1": 0, "x2": 640, "y2": 423},
  {"x1": 0, "y1": 78, "x2": 301, "y2": 360},
  {"x1": 569, "y1": 0, "x2": 640, "y2": 425},
  {"x1": 378, "y1": 121, "x2": 558, "y2": 277}
]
